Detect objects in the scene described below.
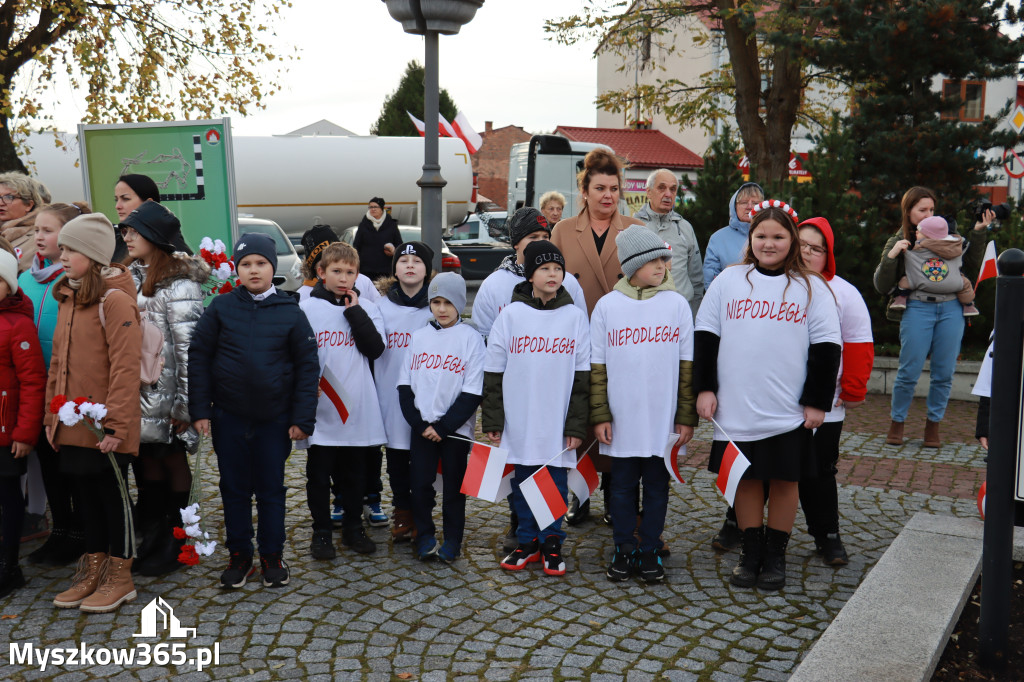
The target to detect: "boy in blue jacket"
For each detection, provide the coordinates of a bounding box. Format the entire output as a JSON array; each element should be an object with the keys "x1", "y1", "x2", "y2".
[{"x1": 189, "y1": 233, "x2": 319, "y2": 589}]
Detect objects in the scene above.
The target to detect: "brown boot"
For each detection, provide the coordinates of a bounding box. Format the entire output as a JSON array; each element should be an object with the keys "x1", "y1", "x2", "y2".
[
  {"x1": 53, "y1": 552, "x2": 107, "y2": 608},
  {"x1": 391, "y1": 509, "x2": 415, "y2": 542},
  {"x1": 80, "y1": 556, "x2": 137, "y2": 613},
  {"x1": 924, "y1": 419, "x2": 941, "y2": 448},
  {"x1": 885, "y1": 420, "x2": 904, "y2": 445}
]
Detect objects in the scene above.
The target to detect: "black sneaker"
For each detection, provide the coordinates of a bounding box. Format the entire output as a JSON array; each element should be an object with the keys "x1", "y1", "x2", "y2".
[
  {"x1": 310, "y1": 532, "x2": 336, "y2": 560},
  {"x1": 260, "y1": 552, "x2": 290, "y2": 587},
  {"x1": 220, "y1": 552, "x2": 255, "y2": 589},
  {"x1": 814, "y1": 532, "x2": 849, "y2": 566},
  {"x1": 342, "y1": 526, "x2": 376, "y2": 554},
  {"x1": 635, "y1": 549, "x2": 665, "y2": 583},
  {"x1": 712, "y1": 517, "x2": 742, "y2": 552},
  {"x1": 540, "y1": 536, "x2": 566, "y2": 576},
  {"x1": 501, "y1": 526, "x2": 519, "y2": 554},
  {"x1": 606, "y1": 544, "x2": 635, "y2": 582},
  {"x1": 500, "y1": 539, "x2": 540, "y2": 570}
]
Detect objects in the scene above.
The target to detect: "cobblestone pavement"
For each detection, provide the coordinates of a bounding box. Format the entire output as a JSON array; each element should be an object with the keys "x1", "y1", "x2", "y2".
[{"x1": 0, "y1": 396, "x2": 984, "y2": 680}]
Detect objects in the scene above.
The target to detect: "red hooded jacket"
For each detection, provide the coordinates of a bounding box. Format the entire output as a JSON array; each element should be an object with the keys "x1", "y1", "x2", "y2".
[{"x1": 0, "y1": 290, "x2": 46, "y2": 446}]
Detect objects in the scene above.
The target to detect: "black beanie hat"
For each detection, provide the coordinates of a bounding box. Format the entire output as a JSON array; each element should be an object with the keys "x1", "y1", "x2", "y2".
[
  {"x1": 523, "y1": 240, "x2": 565, "y2": 281},
  {"x1": 369, "y1": 197, "x2": 385, "y2": 210},
  {"x1": 301, "y1": 224, "x2": 338, "y2": 273},
  {"x1": 507, "y1": 207, "x2": 550, "y2": 246},
  {"x1": 233, "y1": 233, "x2": 278, "y2": 272},
  {"x1": 118, "y1": 174, "x2": 160, "y2": 203},
  {"x1": 392, "y1": 241, "x2": 435, "y2": 276},
  {"x1": 122, "y1": 201, "x2": 192, "y2": 255}
]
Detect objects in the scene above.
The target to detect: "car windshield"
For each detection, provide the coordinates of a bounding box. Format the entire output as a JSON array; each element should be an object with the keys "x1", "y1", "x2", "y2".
[{"x1": 241, "y1": 223, "x2": 292, "y2": 255}]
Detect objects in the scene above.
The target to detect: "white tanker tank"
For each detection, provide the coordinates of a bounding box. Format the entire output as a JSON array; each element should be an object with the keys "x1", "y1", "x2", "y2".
[{"x1": 17, "y1": 132, "x2": 475, "y2": 236}]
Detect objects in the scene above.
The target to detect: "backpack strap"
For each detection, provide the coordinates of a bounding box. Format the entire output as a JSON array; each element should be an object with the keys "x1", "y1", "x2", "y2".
[{"x1": 97, "y1": 288, "x2": 129, "y2": 330}]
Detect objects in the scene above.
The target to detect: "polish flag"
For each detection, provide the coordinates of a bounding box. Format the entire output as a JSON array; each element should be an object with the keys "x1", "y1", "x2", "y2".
[
  {"x1": 520, "y1": 467, "x2": 568, "y2": 529},
  {"x1": 975, "y1": 240, "x2": 997, "y2": 289},
  {"x1": 978, "y1": 481, "x2": 986, "y2": 520},
  {"x1": 318, "y1": 366, "x2": 350, "y2": 424},
  {"x1": 460, "y1": 442, "x2": 513, "y2": 502},
  {"x1": 664, "y1": 434, "x2": 687, "y2": 485},
  {"x1": 451, "y1": 112, "x2": 483, "y2": 154},
  {"x1": 407, "y1": 111, "x2": 426, "y2": 137},
  {"x1": 434, "y1": 460, "x2": 443, "y2": 494},
  {"x1": 438, "y1": 113, "x2": 458, "y2": 139},
  {"x1": 566, "y1": 453, "x2": 599, "y2": 503},
  {"x1": 715, "y1": 441, "x2": 751, "y2": 507}
]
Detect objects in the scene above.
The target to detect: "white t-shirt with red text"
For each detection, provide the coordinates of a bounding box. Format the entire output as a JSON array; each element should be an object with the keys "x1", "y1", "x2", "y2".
[
  {"x1": 695, "y1": 265, "x2": 841, "y2": 442},
  {"x1": 374, "y1": 297, "x2": 434, "y2": 449},
  {"x1": 471, "y1": 269, "x2": 588, "y2": 339}
]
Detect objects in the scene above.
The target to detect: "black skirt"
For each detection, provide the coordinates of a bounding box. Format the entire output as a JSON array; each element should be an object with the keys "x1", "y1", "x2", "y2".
[
  {"x1": 708, "y1": 425, "x2": 815, "y2": 482},
  {"x1": 59, "y1": 444, "x2": 133, "y2": 476}
]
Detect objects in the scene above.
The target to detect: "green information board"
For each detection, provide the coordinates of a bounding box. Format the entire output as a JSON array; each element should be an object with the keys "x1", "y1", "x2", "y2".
[{"x1": 78, "y1": 119, "x2": 238, "y2": 251}]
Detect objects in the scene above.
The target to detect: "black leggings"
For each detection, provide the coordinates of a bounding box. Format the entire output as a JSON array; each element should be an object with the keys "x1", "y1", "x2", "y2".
[
  {"x1": 71, "y1": 455, "x2": 135, "y2": 559},
  {"x1": 36, "y1": 432, "x2": 80, "y2": 534},
  {"x1": 0, "y1": 475, "x2": 23, "y2": 560}
]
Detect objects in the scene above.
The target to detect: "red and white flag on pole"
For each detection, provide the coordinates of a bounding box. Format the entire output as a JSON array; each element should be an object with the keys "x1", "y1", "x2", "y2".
[
  {"x1": 975, "y1": 240, "x2": 997, "y2": 290},
  {"x1": 520, "y1": 466, "x2": 568, "y2": 529},
  {"x1": 710, "y1": 418, "x2": 750, "y2": 506},
  {"x1": 407, "y1": 111, "x2": 426, "y2": 137},
  {"x1": 978, "y1": 481, "x2": 987, "y2": 520},
  {"x1": 566, "y1": 452, "x2": 599, "y2": 504},
  {"x1": 663, "y1": 434, "x2": 687, "y2": 485},
  {"x1": 438, "y1": 113, "x2": 458, "y2": 139},
  {"x1": 460, "y1": 441, "x2": 513, "y2": 502},
  {"x1": 319, "y1": 365, "x2": 350, "y2": 424},
  {"x1": 451, "y1": 112, "x2": 482, "y2": 154}
]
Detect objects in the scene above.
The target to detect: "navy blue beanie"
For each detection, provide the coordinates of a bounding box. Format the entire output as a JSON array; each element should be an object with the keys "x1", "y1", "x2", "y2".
[{"x1": 233, "y1": 233, "x2": 278, "y2": 272}]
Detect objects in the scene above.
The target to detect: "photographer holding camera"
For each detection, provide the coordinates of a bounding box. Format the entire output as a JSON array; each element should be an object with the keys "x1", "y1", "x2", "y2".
[{"x1": 873, "y1": 187, "x2": 995, "y2": 449}]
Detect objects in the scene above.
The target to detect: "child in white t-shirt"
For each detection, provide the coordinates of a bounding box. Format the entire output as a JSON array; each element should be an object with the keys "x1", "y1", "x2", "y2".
[
  {"x1": 590, "y1": 226, "x2": 696, "y2": 585},
  {"x1": 482, "y1": 241, "x2": 590, "y2": 577},
  {"x1": 299, "y1": 242, "x2": 387, "y2": 560},
  {"x1": 398, "y1": 273, "x2": 485, "y2": 562},
  {"x1": 694, "y1": 200, "x2": 841, "y2": 592}
]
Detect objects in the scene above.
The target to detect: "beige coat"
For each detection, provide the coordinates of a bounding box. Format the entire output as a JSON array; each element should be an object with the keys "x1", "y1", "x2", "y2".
[
  {"x1": 45, "y1": 265, "x2": 142, "y2": 454},
  {"x1": 1, "y1": 209, "x2": 39, "y2": 272},
  {"x1": 550, "y1": 207, "x2": 644, "y2": 317}
]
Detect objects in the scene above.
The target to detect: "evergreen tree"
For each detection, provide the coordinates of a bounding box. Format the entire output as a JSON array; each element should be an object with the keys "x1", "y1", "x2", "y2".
[
  {"x1": 682, "y1": 126, "x2": 748, "y2": 248},
  {"x1": 370, "y1": 61, "x2": 459, "y2": 137},
  {"x1": 808, "y1": 0, "x2": 1024, "y2": 225}
]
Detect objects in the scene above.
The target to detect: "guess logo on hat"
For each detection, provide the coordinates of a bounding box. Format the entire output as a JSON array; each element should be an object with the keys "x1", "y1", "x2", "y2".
[{"x1": 534, "y1": 252, "x2": 563, "y2": 266}]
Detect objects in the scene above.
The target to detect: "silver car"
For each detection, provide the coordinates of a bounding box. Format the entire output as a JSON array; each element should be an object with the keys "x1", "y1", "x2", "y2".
[{"x1": 238, "y1": 216, "x2": 304, "y2": 291}]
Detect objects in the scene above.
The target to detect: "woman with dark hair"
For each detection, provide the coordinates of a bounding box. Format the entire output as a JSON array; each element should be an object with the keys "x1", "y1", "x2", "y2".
[
  {"x1": 874, "y1": 187, "x2": 993, "y2": 448},
  {"x1": 353, "y1": 197, "x2": 403, "y2": 282},
  {"x1": 113, "y1": 175, "x2": 160, "y2": 263}
]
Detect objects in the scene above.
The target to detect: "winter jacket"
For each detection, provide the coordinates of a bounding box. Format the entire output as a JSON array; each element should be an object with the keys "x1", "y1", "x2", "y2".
[
  {"x1": 634, "y1": 202, "x2": 704, "y2": 317},
  {"x1": 18, "y1": 255, "x2": 64, "y2": 367},
  {"x1": 1, "y1": 209, "x2": 40, "y2": 272},
  {"x1": 481, "y1": 281, "x2": 590, "y2": 439},
  {"x1": 703, "y1": 182, "x2": 763, "y2": 289},
  {"x1": 550, "y1": 206, "x2": 644, "y2": 317},
  {"x1": 0, "y1": 291, "x2": 46, "y2": 448},
  {"x1": 187, "y1": 284, "x2": 319, "y2": 433},
  {"x1": 589, "y1": 274, "x2": 696, "y2": 428},
  {"x1": 352, "y1": 214, "x2": 403, "y2": 278},
  {"x1": 129, "y1": 257, "x2": 208, "y2": 447},
  {"x1": 45, "y1": 266, "x2": 142, "y2": 454},
  {"x1": 874, "y1": 227, "x2": 987, "y2": 322}
]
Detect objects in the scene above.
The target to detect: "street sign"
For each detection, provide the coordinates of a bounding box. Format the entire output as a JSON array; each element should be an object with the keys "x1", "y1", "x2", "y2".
[
  {"x1": 1004, "y1": 147, "x2": 1024, "y2": 179},
  {"x1": 1011, "y1": 105, "x2": 1024, "y2": 134}
]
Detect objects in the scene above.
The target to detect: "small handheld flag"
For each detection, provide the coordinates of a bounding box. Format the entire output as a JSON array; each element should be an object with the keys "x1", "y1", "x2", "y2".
[
  {"x1": 460, "y1": 441, "x2": 513, "y2": 502},
  {"x1": 978, "y1": 481, "x2": 986, "y2": 520},
  {"x1": 520, "y1": 467, "x2": 567, "y2": 529},
  {"x1": 566, "y1": 452, "x2": 599, "y2": 504},
  {"x1": 433, "y1": 460, "x2": 443, "y2": 494},
  {"x1": 319, "y1": 366, "x2": 350, "y2": 424},
  {"x1": 710, "y1": 418, "x2": 751, "y2": 507},
  {"x1": 664, "y1": 433, "x2": 687, "y2": 485},
  {"x1": 975, "y1": 240, "x2": 997, "y2": 290}
]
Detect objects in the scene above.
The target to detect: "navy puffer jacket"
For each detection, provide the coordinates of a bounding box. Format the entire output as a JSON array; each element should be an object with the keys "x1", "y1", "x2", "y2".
[{"x1": 188, "y1": 286, "x2": 319, "y2": 433}]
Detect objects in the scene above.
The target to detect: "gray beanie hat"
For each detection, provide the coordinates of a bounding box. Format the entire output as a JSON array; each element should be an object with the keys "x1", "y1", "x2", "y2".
[
  {"x1": 427, "y1": 272, "x2": 467, "y2": 315},
  {"x1": 616, "y1": 225, "x2": 672, "y2": 280},
  {"x1": 58, "y1": 213, "x2": 116, "y2": 265}
]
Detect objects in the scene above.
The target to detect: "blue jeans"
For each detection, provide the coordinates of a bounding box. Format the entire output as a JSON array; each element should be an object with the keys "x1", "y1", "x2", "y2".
[
  {"x1": 610, "y1": 457, "x2": 668, "y2": 552},
  {"x1": 891, "y1": 298, "x2": 965, "y2": 423},
  {"x1": 511, "y1": 464, "x2": 567, "y2": 544},
  {"x1": 212, "y1": 407, "x2": 290, "y2": 557}
]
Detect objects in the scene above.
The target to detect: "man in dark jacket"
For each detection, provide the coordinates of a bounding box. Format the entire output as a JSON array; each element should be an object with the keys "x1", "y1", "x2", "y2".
[{"x1": 188, "y1": 233, "x2": 319, "y2": 590}]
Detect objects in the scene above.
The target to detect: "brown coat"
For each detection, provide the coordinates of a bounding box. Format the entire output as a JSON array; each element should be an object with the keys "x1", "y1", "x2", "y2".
[
  {"x1": 45, "y1": 265, "x2": 142, "y2": 454},
  {"x1": 550, "y1": 207, "x2": 644, "y2": 317}
]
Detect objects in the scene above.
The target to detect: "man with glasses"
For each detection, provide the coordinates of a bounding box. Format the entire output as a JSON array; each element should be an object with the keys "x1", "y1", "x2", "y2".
[{"x1": 702, "y1": 182, "x2": 764, "y2": 290}]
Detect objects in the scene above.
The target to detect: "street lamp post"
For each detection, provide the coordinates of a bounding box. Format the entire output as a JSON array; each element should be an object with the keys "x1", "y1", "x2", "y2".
[{"x1": 382, "y1": 0, "x2": 483, "y2": 274}]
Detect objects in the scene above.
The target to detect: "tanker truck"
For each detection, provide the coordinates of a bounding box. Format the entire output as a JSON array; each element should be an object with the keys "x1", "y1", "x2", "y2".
[{"x1": 18, "y1": 131, "x2": 475, "y2": 237}]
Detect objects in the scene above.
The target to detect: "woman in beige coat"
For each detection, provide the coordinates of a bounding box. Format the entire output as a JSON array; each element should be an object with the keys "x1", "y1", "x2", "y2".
[
  {"x1": 551, "y1": 149, "x2": 643, "y2": 317},
  {"x1": 0, "y1": 172, "x2": 49, "y2": 271}
]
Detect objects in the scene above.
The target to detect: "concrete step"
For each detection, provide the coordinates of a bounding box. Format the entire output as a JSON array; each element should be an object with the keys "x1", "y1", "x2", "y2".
[{"x1": 868, "y1": 357, "x2": 982, "y2": 402}]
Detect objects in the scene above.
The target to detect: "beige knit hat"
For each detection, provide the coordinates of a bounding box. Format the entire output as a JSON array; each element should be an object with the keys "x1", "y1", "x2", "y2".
[
  {"x1": 0, "y1": 250, "x2": 17, "y2": 294},
  {"x1": 58, "y1": 213, "x2": 116, "y2": 265}
]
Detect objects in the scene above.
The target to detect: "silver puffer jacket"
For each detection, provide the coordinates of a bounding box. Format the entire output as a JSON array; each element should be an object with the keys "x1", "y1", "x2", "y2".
[{"x1": 129, "y1": 256, "x2": 209, "y2": 450}]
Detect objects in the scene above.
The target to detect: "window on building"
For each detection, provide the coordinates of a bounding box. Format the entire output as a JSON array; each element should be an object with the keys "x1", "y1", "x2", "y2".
[{"x1": 942, "y1": 80, "x2": 985, "y2": 122}]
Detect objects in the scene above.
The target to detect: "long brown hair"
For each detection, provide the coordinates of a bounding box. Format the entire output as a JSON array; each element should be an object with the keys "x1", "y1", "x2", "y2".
[
  {"x1": 126, "y1": 247, "x2": 190, "y2": 297},
  {"x1": 55, "y1": 261, "x2": 107, "y2": 308},
  {"x1": 742, "y1": 206, "x2": 822, "y2": 301},
  {"x1": 900, "y1": 186, "x2": 937, "y2": 241}
]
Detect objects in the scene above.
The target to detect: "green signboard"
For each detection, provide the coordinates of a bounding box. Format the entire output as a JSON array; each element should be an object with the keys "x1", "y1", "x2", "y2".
[{"x1": 78, "y1": 119, "x2": 238, "y2": 251}]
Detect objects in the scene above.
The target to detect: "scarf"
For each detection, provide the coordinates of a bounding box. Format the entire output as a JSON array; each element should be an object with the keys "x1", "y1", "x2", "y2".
[
  {"x1": 30, "y1": 253, "x2": 64, "y2": 284},
  {"x1": 497, "y1": 253, "x2": 524, "y2": 277},
  {"x1": 367, "y1": 210, "x2": 386, "y2": 230},
  {"x1": 386, "y1": 280, "x2": 429, "y2": 308}
]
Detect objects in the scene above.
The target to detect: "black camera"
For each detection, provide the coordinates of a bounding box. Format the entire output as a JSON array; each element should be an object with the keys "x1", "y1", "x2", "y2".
[{"x1": 974, "y1": 200, "x2": 1011, "y2": 223}]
